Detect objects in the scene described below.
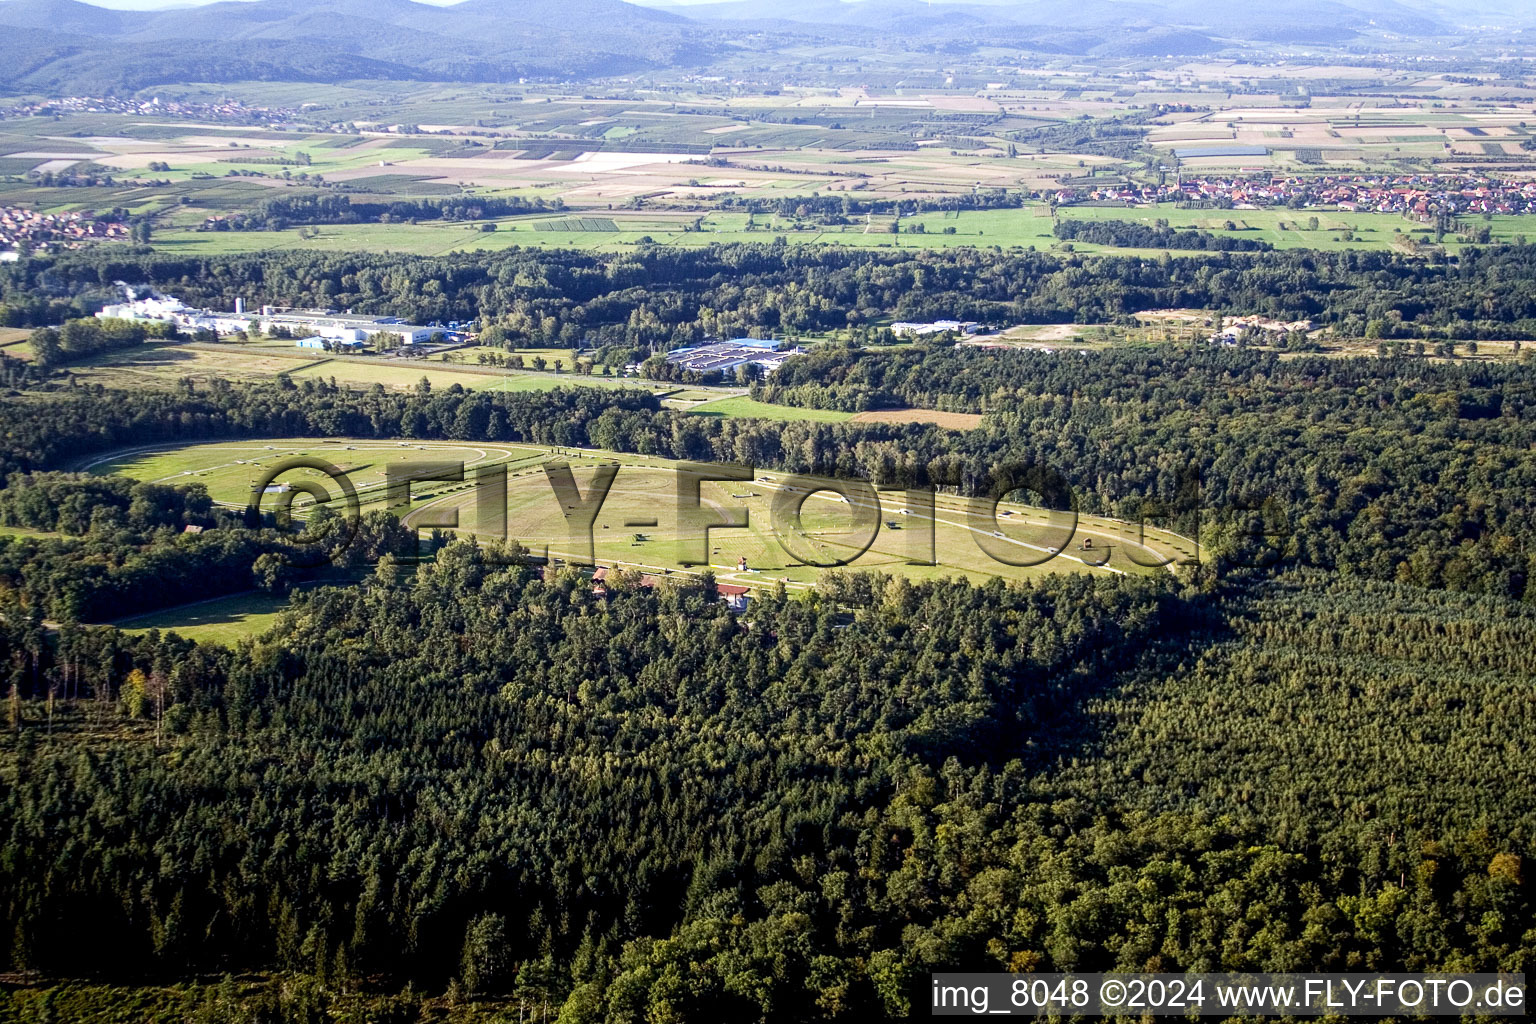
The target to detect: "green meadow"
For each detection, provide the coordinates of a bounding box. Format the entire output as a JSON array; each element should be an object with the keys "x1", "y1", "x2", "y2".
[{"x1": 110, "y1": 590, "x2": 293, "y2": 645}]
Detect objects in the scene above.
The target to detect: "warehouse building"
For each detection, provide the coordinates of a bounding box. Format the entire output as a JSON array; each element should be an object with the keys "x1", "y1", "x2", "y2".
[
  {"x1": 889, "y1": 319, "x2": 980, "y2": 337},
  {"x1": 665, "y1": 338, "x2": 800, "y2": 374},
  {"x1": 97, "y1": 294, "x2": 438, "y2": 345}
]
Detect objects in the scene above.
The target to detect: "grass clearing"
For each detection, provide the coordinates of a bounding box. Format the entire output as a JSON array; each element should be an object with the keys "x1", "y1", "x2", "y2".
[
  {"x1": 0, "y1": 331, "x2": 32, "y2": 360},
  {"x1": 110, "y1": 590, "x2": 291, "y2": 644},
  {"x1": 425, "y1": 458, "x2": 1191, "y2": 587},
  {"x1": 0, "y1": 524, "x2": 61, "y2": 539}
]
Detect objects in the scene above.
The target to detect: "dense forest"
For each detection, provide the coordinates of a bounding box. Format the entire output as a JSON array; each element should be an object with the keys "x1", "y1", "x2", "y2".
[
  {"x1": 26, "y1": 315, "x2": 175, "y2": 368},
  {"x1": 0, "y1": 554, "x2": 1529, "y2": 1020},
  {"x1": 9, "y1": 243, "x2": 1536, "y2": 344},
  {"x1": 1052, "y1": 218, "x2": 1275, "y2": 251},
  {"x1": 0, "y1": 471, "x2": 416, "y2": 622},
  {"x1": 7, "y1": 562, "x2": 1173, "y2": 1001}
]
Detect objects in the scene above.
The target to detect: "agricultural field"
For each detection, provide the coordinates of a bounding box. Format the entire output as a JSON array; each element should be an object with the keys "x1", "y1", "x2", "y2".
[
  {"x1": 0, "y1": 327, "x2": 32, "y2": 359},
  {"x1": 135, "y1": 203, "x2": 1536, "y2": 257},
  {"x1": 85, "y1": 438, "x2": 1195, "y2": 592},
  {"x1": 0, "y1": 73, "x2": 1531, "y2": 267},
  {"x1": 58, "y1": 340, "x2": 691, "y2": 397},
  {"x1": 60, "y1": 342, "x2": 331, "y2": 388},
  {"x1": 1049, "y1": 205, "x2": 1536, "y2": 252},
  {"x1": 62, "y1": 342, "x2": 886, "y2": 420},
  {"x1": 1144, "y1": 101, "x2": 1536, "y2": 171}
]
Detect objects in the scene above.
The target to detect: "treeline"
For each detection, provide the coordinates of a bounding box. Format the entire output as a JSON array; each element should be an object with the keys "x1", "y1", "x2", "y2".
[
  {"x1": 27, "y1": 316, "x2": 171, "y2": 368},
  {"x1": 0, "y1": 350, "x2": 44, "y2": 389},
  {"x1": 719, "y1": 190, "x2": 1026, "y2": 221},
  {"x1": 2, "y1": 515, "x2": 273, "y2": 623},
  {"x1": 1053, "y1": 217, "x2": 1275, "y2": 251},
  {"x1": 0, "y1": 378, "x2": 663, "y2": 481},
  {"x1": 222, "y1": 192, "x2": 563, "y2": 232},
  {"x1": 12, "y1": 243, "x2": 1536, "y2": 341},
  {"x1": 0, "y1": 473, "x2": 215, "y2": 535},
  {"x1": 0, "y1": 472, "x2": 415, "y2": 622}
]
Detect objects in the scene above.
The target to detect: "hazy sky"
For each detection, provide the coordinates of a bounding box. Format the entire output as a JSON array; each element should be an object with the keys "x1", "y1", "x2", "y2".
[
  {"x1": 75, "y1": 0, "x2": 698, "y2": 6},
  {"x1": 46, "y1": 0, "x2": 742, "y2": 5},
  {"x1": 82, "y1": 0, "x2": 460, "y2": 7},
  {"x1": 52, "y1": 0, "x2": 1533, "y2": 11}
]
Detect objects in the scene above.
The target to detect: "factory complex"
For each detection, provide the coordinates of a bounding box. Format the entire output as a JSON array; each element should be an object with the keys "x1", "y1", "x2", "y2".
[
  {"x1": 664, "y1": 338, "x2": 800, "y2": 375},
  {"x1": 96, "y1": 294, "x2": 453, "y2": 347}
]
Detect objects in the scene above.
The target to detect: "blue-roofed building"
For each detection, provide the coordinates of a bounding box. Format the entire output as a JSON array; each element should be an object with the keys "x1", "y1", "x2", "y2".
[
  {"x1": 296, "y1": 336, "x2": 366, "y2": 351},
  {"x1": 666, "y1": 339, "x2": 800, "y2": 375}
]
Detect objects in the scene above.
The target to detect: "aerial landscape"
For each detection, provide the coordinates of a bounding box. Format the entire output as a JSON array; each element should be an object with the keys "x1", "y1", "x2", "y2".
[{"x1": 0, "y1": 0, "x2": 1534, "y2": 1019}]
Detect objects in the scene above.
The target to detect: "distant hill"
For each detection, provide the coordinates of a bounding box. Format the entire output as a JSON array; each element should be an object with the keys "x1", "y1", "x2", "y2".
[
  {"x1": 671, "y1": 0, "x2": 1471, "y2": 55},
  {"x1": 0, "y1": 0, "x2": 131, "y2": 34},
  {"x1": 0, "y1": 0, "x2": 717, "y2": 89},
  {"x1": 1403, "y1": 0, "x2": 1536, "y2": 29},
  {"x1": 681, "y1": 0, "x2": 1462, "y2": 36},
  {"x1": 0, "y1": 0, "x2": 1524, "y2": 93}
]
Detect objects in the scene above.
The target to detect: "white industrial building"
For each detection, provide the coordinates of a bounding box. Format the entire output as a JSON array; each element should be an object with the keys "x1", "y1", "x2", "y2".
[
  {"x1": 889, "y1": 320, "x2": 981, "y2": 337},
  {"x1": 257, "y1": 309, "x2": 436, "y2": 345},
  {"x1": 97, "y1": 295, "x2": 194, "y2": 321},
  {"x1": 96, "y1": 293, "x2": 438, "y2": 346}
]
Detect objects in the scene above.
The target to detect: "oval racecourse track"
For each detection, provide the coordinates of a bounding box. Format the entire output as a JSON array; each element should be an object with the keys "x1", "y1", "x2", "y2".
[
  {"x1": 83, "y1": 439, "x2": 1198, "y2": 593},
  {"x1": 400, "y1": 449, "x2": 1197, "y2": 591}
]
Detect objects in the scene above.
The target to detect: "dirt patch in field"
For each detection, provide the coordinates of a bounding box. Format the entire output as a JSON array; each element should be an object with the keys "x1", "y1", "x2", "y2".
[
  {"x1": 851, "y1": 408, "x2": 984, "y2": 430},
  {"x1": 999, "y1": 323, "x2": 1094, "y2": 341}
]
